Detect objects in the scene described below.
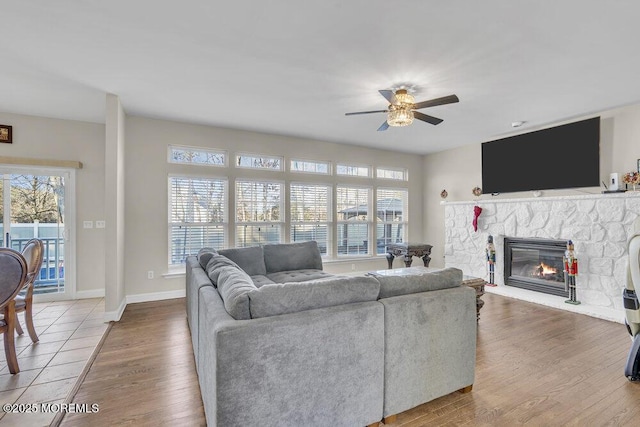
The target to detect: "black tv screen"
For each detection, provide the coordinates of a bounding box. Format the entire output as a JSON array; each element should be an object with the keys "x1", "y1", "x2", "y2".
[{"x1": 481, "y1": 117, "x2": 600, "y2": 194}]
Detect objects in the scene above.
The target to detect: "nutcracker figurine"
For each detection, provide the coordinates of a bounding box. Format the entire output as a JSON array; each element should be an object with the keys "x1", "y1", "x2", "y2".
[
  {"x1": 485, "y1": 235, "x2": 497, "y2": 286},
  {"x1": 563, "y1": 240, "x2": 580, "y2": 305}
]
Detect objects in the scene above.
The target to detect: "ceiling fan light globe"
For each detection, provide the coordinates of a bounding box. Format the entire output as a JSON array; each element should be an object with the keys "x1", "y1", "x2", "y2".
[
  {"x1": 393, "y1": 91, "x2": 415, "y2": 106},
  {"x1": 387, "y1": 108, "x2": 414, "y2": 127}
]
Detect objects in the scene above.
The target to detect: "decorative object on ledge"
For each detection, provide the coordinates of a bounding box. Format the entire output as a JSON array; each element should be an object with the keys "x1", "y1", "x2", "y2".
[
  {"x1": 485, "y1": 235, "x2": 497, "y2": 287},
  {"x1": 623, "y1": 170, "x2": 640, "y2": 191},
  {"x1": 472, "y1": 186, "x2": 482, "y2": 198},
  {"x1": 563, "y1": 240, "x2": 580, "y2": 305},
  {"x1": 472, "y1": 205, "x2": 482, "y2": 232},
  {"x1": 386, "y1": 243, "x2": 432, "y2": 269},
  {"x1": 440, "y1": 189, "x2": 448, "y2": 199},
  {"x1": 0, "y1": 125, "x2": 12, "y2": 144},
  {"x1": 532, "y1": 190, "x2": 542, "y2": 197}
]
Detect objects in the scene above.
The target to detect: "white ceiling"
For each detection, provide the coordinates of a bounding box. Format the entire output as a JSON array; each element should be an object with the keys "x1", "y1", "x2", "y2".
[{"x1": 2, "y1": 1, "x2": 640, "y2": 154}]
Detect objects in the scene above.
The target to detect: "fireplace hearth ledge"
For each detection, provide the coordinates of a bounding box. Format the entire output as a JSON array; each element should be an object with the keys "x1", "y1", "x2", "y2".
[{"x1": 484, "y1": 284, "x2": 623, "y2": 324}]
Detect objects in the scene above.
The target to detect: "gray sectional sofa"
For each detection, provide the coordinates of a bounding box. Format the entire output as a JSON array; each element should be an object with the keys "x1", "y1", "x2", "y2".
[{"x1": 186, "y1": 240, "x2": 476, "y2": 427}]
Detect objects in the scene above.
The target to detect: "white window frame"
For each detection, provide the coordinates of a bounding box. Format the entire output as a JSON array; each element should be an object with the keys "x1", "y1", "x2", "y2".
[
  {"x1": 336, "y1": 163, "x2": 371, "y2": 178},
  {"x1": 235, "y1": 153, "x2": 284, "y2": 171},
  {"x1": 376, "y1": 187, "x2": 408, "y2": 255},
  {"x1": 290, "y1": 182, "x2": 332, "y2": 256},
  {"x1": 336, "y1": 185, "x2": 372, "y2": 256},
  {"x1": 290, "y1": 159, "x2": 331, "y2": 175},
  {"x1": 376, "y1": 166, "x2": 408, "y2": 181},
  {"x1": 168, "y1": 145, "x2": 227, "y2": 167},
  {"x1": 235, "y1": 179, "x2": 285, "y2": 247},
  {"x1": 168, "y1": 174, "x2": 228, "y2": 266}
]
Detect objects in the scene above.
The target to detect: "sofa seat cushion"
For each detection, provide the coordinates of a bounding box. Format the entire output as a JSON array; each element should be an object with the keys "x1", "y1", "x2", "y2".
[
  {"x1": 218, "y1": 246, "x2": 267, "y2": 276},
  {"x1": 369, "y1": 267, "x2": 463, "y2": 299},
  {"x1": 215, "y1": 265, "x2": 258, "y2": 319},
  {"x1": 266, "y1": 269, "x2": 333, "y2": 284},
  {"x1": 263, "y1": 241, "x2": 323, "y2": 273},
  {"x1": 250, "y1": 274, "x2": 276, "y2": 288},
  {"x1": 247, "y1": 276, "x2": 380, "y2": 319}
]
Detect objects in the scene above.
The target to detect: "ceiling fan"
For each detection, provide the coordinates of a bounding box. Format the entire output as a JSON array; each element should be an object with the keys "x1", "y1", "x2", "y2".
[{"x1": 345, "y1": 89, "x2": 459, "y2": 131}]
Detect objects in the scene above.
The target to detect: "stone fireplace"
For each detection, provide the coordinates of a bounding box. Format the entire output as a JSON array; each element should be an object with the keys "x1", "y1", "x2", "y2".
[
  {"x1": 504, "y1": 237, "x2": 567, "y2": 297},
  {"x1": 443, "y1": 192, "x2": 640, "y2": 320}
]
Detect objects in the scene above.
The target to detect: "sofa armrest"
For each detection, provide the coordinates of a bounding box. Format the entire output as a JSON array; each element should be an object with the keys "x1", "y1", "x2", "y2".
[
  {"x1": 198, "y1": 285, "x2": 384, "y2": 427},
  {"x1": 380, "y1": 286, "x2": 476, "y2": 417},
  {"x1": 186, "y1": 256, "x2": 216, "y2": 366}
]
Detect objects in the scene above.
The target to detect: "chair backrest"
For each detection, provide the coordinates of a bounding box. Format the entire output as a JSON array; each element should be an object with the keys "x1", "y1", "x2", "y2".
[
  {"x1": 21, "y1": 239, "x2": 44, "y2": 287},
  {"x1": 0, "y1": 248, "x2": 28, "y2": 309}
]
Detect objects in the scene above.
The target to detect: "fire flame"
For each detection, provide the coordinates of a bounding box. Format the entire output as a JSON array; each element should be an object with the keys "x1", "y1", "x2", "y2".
[{"x1": 538, "y1": 262, "x2": 557, "y2": 275}]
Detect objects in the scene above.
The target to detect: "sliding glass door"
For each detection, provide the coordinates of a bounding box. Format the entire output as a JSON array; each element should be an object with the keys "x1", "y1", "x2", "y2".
[{"x1": 0, "y1": 167, "x2": 75, "y2": 300}]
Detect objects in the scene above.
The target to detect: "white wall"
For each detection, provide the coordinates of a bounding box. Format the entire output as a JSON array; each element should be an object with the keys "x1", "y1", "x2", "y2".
[
  {"x1": 104, "y1": 95, "x2": 127, "y2": 317},
  {"x1": 0, "y1": 111, "x2": 106, "y2": 295},
  {"x1": 424, "y1": 103, "x2": 640, "y2": 268},
  {"x1": 124, "y1": 116, "x2": 424, "y2": 296}
]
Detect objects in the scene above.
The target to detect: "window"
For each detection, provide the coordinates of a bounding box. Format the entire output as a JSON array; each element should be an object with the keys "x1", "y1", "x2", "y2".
[
  {"x1": 169, "y1": 145, "x2": 226, "y2": 167},
  {"x1": 376, "y1": 188, "x2": 408, "y2": 255},
  {"x1": 290, "y1": 159, "x2": 330, "y2": 174},
  {"x1": 236, "y1": 154, "x2": 283, "y2": 171},
  {"x1": 235, "y1": 180, "x2": 283, "y2": 247},
  {"x1": 376, "y1": 167, "x2": 407, "y2": 181},
  {"x1": 290, "y1": 183, "x2": 331, "y2": 255},
  {"x1": 336, "y1": 186, "x2": 371, "y2": 255},
  {"x1": 169, "y1": 176, "x2": 227, "y2": 265},
  {"x1": 336, "y1": 163, "x2": 370, "y2": 177}
]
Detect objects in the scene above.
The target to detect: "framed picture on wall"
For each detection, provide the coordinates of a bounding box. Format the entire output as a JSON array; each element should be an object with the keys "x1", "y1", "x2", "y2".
[{"x1": 0, "y1": 125, "x2": 12, "y2": 144}]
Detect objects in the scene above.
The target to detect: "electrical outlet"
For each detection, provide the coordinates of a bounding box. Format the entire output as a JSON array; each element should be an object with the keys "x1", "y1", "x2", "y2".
[
  {"x1": 95, "y1": 220, "x2": 106, "y2": 229},
  {"x1": 351, "y1": 263, "x2": 356, "y2": 271},
  {"x1": 83, "y1": 221, "x2": 93, "y2": 229},
  {"x1": 147, "y1": 270, "x2": 154, "y2": 279}
]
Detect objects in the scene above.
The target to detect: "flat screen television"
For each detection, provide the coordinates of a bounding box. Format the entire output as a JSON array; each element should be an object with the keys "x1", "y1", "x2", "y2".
[{"x1": 481, "y1": 117, "x2": 600, "y2": 194}]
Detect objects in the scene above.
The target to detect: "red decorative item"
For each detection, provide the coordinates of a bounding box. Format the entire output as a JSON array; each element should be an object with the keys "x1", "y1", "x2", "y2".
[{"x1": 472, "y1": 205, "x2": 482, "y2": 232}]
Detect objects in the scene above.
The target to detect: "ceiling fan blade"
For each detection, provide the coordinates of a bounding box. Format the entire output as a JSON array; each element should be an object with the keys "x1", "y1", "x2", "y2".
[
  {"x1": 379, "y1": 90, "x2": 396, "y2": 104},
  {"x1": 414, "y1": 111, "x2": 444, "y2": 125},
  {"x1": 377, "y1": 121, "x2": 390, "y2": 131},
  {"x1": 413, "y1": 94, "x2": 459, "y2": 110},
  {"x1": 345, "y1": 110, "x2": 388, "y2": 116}
]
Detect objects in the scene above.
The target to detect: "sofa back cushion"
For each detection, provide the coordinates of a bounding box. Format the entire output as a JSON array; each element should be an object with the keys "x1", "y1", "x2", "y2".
[
  {"x1": 206, "y1": 254, "x2": 240, "y2": 286},
  {"x1": 197, "y1": 247, "x2": 218, "y2": 270},
  {"x1": 247, "y1": 276, "x2": 380, "y2": 319},
  {"x1": 215, "y1": 265, "x2": 257, "y2": 320},
  {"x1": 371, "y1": 267, "x2": 463, "y2": 299},
  {"x1": 262, "y1": 241, "x2": 323, "y2": 273},
  {"x1": 218, "y1": 246, "x2": 267, "y2": 276}
]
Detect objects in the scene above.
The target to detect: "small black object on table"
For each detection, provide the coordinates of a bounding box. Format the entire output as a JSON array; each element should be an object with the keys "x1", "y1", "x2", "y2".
[{"x1": 386, "y1": 243, "x2": 433, "y2": 269}]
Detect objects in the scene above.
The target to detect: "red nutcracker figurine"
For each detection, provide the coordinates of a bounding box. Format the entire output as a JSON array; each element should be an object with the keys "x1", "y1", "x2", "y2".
[{"x1": 563, "y1": 240, "x2": 580, "y2": 305}]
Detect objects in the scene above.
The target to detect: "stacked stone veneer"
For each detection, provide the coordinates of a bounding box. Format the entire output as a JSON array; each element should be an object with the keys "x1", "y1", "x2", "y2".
[{"x1": 444, "y1": 193, "x2": 640, "y2": 311}]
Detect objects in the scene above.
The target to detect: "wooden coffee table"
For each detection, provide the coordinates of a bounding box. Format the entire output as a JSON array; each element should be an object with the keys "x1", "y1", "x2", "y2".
[{"x1": 462, "y1": 275, "x2": 486, "y2": 322}]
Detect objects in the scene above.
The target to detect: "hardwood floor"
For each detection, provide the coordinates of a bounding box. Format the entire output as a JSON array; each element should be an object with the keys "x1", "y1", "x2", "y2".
[
  {"x1": 60, "y1": 299, "x2": 205, "y2": 427},
  {"x1": 61, "y1": 293, "x2": 640, "y2": 426}
]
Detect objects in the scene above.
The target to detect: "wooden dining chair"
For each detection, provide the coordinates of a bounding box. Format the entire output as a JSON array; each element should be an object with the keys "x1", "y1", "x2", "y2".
[
  {"x1": 0, "y1": 248, "x2": 28, "y2": 374},
  {"x1": 14, "y1": 239, "x2": 44, "y2": 343}
]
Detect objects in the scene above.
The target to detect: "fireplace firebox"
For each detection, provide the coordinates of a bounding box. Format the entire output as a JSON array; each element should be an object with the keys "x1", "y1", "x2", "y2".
[{"x1": 504, "y1": 237, "x2": 569, "y2": 297}]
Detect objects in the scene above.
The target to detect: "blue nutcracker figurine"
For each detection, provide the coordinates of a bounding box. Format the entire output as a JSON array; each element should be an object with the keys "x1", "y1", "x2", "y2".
[{"x1": 486, "y1": 235, "x2": 496, "y2": 285}]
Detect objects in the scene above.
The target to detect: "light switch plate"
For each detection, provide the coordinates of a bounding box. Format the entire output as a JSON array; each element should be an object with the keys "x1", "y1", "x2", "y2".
[
  {"x1": 83, "y1": 221, "x2": 93, "y2": 229},
  {"x1": 95, "y1": 220, "x2": 106, "y2": 228}
]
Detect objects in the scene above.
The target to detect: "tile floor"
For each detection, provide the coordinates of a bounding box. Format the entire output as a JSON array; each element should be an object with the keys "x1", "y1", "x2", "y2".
[{"x1": 0, "y1": 298, "x2": 107, "y2": 426}]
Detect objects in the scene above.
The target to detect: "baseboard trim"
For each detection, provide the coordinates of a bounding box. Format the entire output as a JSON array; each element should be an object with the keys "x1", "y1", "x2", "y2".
[
  {"x1": 126, "y1": 289, "x2": 186, "y2": 305},
  {"x1": 104, "y1": 298, "x2": 127, "y2": 322},
  {"x1": 75, "y1": 289, "x2": 105, "y2": 299}
]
